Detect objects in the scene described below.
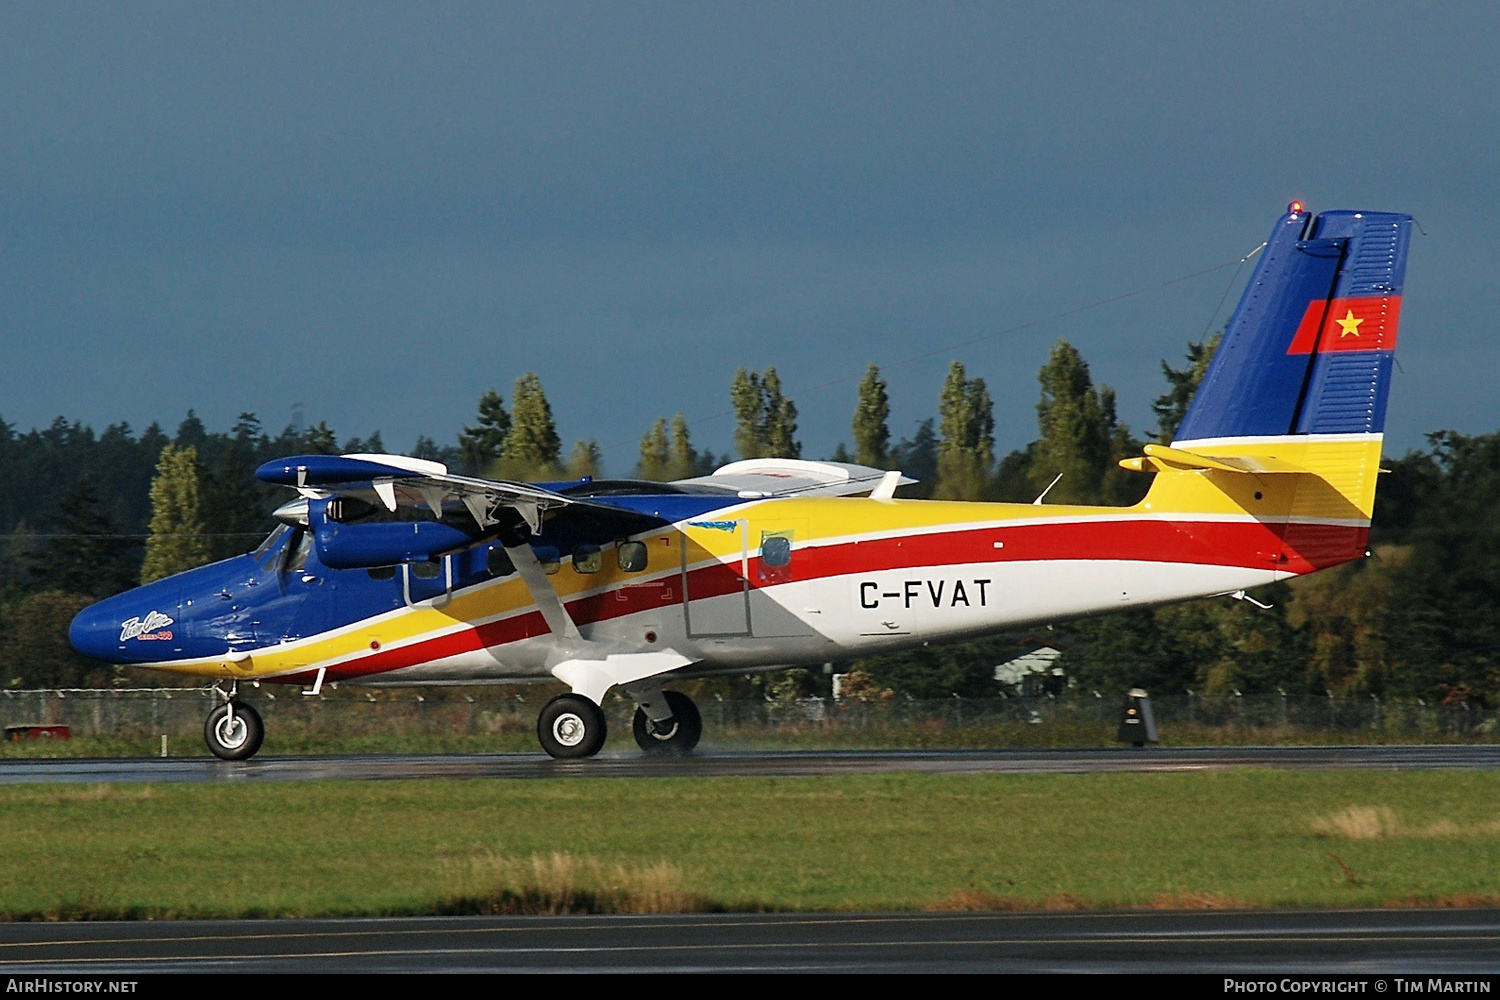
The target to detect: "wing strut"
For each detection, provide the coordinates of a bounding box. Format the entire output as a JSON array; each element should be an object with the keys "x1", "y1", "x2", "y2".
[{"x1": 502, "y1": 542, "x2": 581, "y2": 640}]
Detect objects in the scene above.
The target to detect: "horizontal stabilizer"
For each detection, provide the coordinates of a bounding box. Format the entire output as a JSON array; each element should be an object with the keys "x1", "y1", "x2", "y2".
[{"x1": 1121, "y1": 444, "x2": 1310, "y2": 475}]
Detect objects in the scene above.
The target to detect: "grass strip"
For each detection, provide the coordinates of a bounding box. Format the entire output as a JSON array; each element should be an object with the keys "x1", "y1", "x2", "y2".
[
  {"x1": 1, "y1": 770, "x2": 1499, "y2": 919},
  {"x1": 3, "y1": 722, "x2": 1492, "y2": 759}
]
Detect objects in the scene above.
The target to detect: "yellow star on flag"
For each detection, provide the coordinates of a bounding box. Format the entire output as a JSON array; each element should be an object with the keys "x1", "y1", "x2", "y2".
[{"x1": 1335, "y1": 308, "x2": 1364, "y2": 337}]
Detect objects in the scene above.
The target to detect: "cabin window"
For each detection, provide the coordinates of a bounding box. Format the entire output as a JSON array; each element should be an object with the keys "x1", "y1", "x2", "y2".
[
  {"x1": 486, "y1": 546, "x2": 515, "y2": 578},
  {"x1": 759, "y1": 531, "x2": 793, "y2": 584},
  {"x1": 367, "y1": 565, "x2": 396, "y2": 581},
  {"x1": 617, "y1": 541, "x2": 648, "y2": 573},
  {"x1": 535, "y1": 546, "x2": 562, "y2": 575},
  {"x1": 412, "y1": 558, "x2": 443, "y2": 579},
  {"x1": 572, "y1": 544, "x2": 603, "y2": 574}
]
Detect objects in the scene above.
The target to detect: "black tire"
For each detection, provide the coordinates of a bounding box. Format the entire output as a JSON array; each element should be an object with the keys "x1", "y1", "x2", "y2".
[
  {"x1": 204, "y1": 701, "x2": 264, "y2": 761},
  {"x1": 632, "y1": 690, "x2": 702, "y2": 755},
  {"x1": 537, "y1": 694, "x2": 608, "y2": 759}
]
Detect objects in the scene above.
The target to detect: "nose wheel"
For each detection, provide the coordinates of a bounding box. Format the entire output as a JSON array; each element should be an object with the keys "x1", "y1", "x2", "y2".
[
  {"x1": 204, "y1": 700, "x2": 264, "y2": 760},
  {"x1": 633, "y1": 690, "x2": 702, "y2": 755},
  {"x1": 537, "y1": 694, "x2": 608, "y2": 759}
]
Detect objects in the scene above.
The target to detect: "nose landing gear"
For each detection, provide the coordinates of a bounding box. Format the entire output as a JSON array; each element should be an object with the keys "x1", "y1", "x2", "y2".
[{"x1": 204, "y1": 682, "x2": 264, "y2": 761}]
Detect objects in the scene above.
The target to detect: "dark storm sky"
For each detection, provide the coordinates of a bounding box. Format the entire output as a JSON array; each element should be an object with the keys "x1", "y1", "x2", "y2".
[{"x1": 2, "y1": 2, "x2": 1495, "y2": 468}]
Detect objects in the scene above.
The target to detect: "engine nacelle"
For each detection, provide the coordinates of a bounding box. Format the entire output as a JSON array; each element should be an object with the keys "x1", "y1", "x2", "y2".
[{"x1": 307, "y1": 498, "x2": 475, "y2": 569}]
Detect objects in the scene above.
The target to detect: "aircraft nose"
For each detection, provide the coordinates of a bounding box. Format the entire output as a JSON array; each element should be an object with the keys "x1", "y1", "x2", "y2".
[
  {"x1": 69, "y1": 587, "x2": 181, "y2": 664},
  {"x1": 69, "y1": 600, "x2": 125, "y2": 661}
]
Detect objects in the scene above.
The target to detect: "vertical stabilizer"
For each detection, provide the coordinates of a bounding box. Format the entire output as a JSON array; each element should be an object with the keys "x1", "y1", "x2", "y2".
[
  {"x1": 1143, "y1": 204, "x2": 1412, "y2": 573},
  {"x1": 1174, "y1": 205, "x2": 1410, "y2": 445}
]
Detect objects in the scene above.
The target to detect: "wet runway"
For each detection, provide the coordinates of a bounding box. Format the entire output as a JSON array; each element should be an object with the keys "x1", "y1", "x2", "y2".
[
  {"x1": 2, "y1": 744, "x2": 1498, "y2": 784},
  {"x1": 4, "y1": 748, "x2": 1499, "y2": 973},
  {"x1": 3, "y1": 909, "x2": 1499, "y2": 973}
]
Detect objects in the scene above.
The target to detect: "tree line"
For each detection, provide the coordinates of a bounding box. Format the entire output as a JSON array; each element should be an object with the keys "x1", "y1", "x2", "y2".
[{"x1": 1, "y1": 343, "x2": 1496, "y2": 709}]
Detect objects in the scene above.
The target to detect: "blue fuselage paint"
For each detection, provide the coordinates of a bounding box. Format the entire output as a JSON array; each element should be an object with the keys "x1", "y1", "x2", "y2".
[{"x1": 68, "y1": 491, "x2": 745, "y2": 667}]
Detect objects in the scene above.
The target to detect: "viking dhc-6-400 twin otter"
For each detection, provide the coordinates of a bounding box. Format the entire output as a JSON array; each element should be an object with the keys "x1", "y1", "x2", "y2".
[{"x1": 69, "y1": 205, "x2": 1413, "y2": 760}]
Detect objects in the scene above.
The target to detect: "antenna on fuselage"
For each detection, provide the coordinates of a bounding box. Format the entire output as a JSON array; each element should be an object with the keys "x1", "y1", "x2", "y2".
[{"x1": 1032, "y1": 473, "x2": 1064, "y2": 505}]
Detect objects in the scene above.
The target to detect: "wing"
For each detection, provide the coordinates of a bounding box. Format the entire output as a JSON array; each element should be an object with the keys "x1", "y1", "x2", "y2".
[
  {"x1": 257, "y1": 453, "x2": 702, "y2": 694},
  {"x1": 256, "y1": 452, "x2": 647, "y2": 536}
]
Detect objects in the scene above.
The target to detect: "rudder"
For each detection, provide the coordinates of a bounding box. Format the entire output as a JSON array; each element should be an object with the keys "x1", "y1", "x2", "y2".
[{"x1": 1174, "y1": 204, "x2": 1411, "y2": 445}]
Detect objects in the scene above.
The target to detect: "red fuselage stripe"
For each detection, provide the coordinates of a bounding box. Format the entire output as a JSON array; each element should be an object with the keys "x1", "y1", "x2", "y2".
[{"x1": 295, "y1": 517, "x2": 1364, "y2": 682}]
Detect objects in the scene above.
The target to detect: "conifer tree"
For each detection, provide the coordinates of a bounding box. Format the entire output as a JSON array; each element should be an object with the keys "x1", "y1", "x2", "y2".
[
  {"x1": 762, "y1": 368, "x2": 800, "y2": 459},
  {"x1": 731, "y1": 368, "x2": 765, "y2": 460},
  {"x1": 1030, "y1": 340, "x2": 1114, "y2": 505},
  {"x1": 731, "y1": 367, "x2": 800, "y2": 459},
  {"x1": 140, "y1": 445, "x2": 212, "y2": 584},
  {"x1": 566, "y1": 439, "x2": 602, "y2": 479},
  {"x1": 501, "y1": 373, "x2": 562, "y2": 477},
  {"x1": 201, "y1": 413, "x2": 272, "y2": 562},
  {"x1": 935, "y1": 361, "x2": 995, "y2": 500},
  {"x1": 638, "y1": 418, "x2": 671, "y2": 480},
  {"x1": 1030, "y1": 339, "x2": 1144, "y2": 506},
  {"x1": 668, "y1": 413, "x2": 701, "y2": 479},
  {"x1": 1152, "y1": 332, "x2": 1222, "y2": 442},
  {"x1": 410, "y1": 436, "x2": 443, "y2": 462},
  {"x1": 174, "y1": 410, "x2": 207, "y2": 451},
  {"x1": 458, "y1": 389, "x2": 511, "y2": 474},
  {"x1": 0, "y1": 591, "x2": 111, "y2": 688},
  {"x1": 29, "y1": 479, "x2": 141, "y2": 597},
  {"x1": 888, "y1": 419, "x2": 939, "y2": 498},
  {"x1": 852, "y1": 364, "x2": 891, "y2": 468},
  {"x1": 302, "y1": 421, "x2": 338, "y2": 455}
]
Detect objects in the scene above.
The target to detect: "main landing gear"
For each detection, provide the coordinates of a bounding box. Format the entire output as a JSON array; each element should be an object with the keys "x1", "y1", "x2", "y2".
[
  {"x1": 537, "y1": 694, "x2": 609, "y2": 759},
  {"x1": 534, "y1": 689, "x2": 703, "y2": 759},
  {"x1": 632, "y1": 690, "x2": 702, "y2": 756},
  {"x1": 204, "y1": 685, "x2": 264, "y2": 761}
]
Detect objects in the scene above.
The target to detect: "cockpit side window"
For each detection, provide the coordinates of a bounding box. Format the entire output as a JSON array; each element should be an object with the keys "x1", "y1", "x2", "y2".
[{"x1": 286, "y1": 528, "x2": 312, "y2": 573}]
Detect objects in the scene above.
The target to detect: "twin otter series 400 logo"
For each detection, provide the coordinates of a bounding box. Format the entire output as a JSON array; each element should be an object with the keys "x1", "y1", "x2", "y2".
[{"x1": 120, "y1": 611, "x2": 175, "y2": 642}]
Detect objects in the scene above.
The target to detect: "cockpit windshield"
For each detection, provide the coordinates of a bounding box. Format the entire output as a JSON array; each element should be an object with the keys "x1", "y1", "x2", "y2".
[{"x1": 252, "y1": 524, "x2": 292, "y2": 566}]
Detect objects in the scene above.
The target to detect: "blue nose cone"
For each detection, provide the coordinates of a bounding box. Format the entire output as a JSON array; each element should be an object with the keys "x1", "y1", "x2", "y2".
[
  {"x1": 69, "y1": 586, "x2": 181, "y2": 664},
  {"x1": 69, "y1": 598, "x2": 126, "y2": 661}
]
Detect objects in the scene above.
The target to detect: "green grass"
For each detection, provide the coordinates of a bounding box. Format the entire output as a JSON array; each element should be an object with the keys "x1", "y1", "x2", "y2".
[
  {"x1": 2, "y1": 770, "x2": 1499, "y2": 919},
  {"x1": 2, "y1": 719, "x2": 1488, "y2": 759}
]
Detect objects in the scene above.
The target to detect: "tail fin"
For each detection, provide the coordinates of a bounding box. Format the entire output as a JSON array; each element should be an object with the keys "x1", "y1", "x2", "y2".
[
  {"x1": 1175, "y1": 204, "x2": 1411, "y2": 443},
  {"x1": 1140, "y1": 204, "x2": 1413, "y2": 573}
]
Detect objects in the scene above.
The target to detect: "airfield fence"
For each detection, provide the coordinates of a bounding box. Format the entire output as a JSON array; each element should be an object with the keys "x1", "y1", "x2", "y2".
[{"x1": 2, "y1": 688, "x2": 1497, "y2": 745}]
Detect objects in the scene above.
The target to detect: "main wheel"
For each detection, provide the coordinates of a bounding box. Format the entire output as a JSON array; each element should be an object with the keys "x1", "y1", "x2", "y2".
[
  {"x1": 632, "y1": 690, "x2": 702, "y2": 755},
  {"x1": 204, "y1": 701, "x2": 264, "y2": 761},
  {"x1": 537, "y1": 694, "x2": 608, "y2": 759}
]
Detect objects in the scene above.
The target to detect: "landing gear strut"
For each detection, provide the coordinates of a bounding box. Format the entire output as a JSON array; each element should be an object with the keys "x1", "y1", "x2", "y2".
[
  {"x1": 537, "y1": 693, "x2": 608, "y2": 759},
  {"x1": 204, "y1": 684, "x2": 264, "y2": 761},
  {"x1": 633, "y1": 690, "x2": 702, "y2": 755}
]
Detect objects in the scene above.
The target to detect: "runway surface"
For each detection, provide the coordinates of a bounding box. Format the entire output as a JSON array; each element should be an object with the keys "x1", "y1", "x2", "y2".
[
  {"x1": 2, "y1": 909, "x2": 1499, "y2": 973},
  {"x1": 3, "y1": 748, "x2": 1499, "y2": 973},
  {"x1": 1, "y1": 744, "x2": 1499, "y2": 784}
]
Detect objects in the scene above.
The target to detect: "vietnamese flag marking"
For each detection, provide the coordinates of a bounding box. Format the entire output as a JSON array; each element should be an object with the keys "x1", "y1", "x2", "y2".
[{"x1": 1286, "y1": 296, "x2": 1402, "y2": 355}]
